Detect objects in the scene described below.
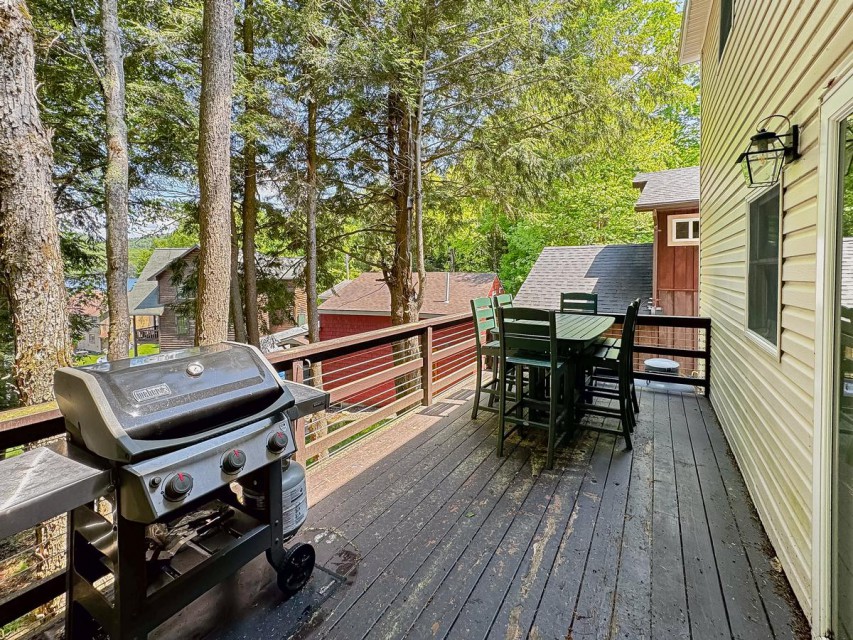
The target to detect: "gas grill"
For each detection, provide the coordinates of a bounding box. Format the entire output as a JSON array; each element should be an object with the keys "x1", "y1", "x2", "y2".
[{"x1": 50, "y1": 342, "x2": 329, "y2": 639}]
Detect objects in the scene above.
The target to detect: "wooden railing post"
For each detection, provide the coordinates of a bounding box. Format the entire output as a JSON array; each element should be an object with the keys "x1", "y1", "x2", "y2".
[
  {"x1": 421, "y1": 326, "x2": 433, "y2": 406},
  {"x1": 290, "y1": 359, "x2": 307, "y2": 464}
]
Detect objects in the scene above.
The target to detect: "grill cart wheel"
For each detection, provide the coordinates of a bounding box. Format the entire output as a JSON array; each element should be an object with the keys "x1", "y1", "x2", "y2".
[{"x1": 276, "y1": 543, "x2": 316, "y2": 597}]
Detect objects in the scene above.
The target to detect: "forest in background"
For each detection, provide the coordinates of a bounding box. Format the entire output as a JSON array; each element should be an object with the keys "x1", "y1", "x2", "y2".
[{"x1": 0, "y1": 0, "x2": 698, "y2": 408}]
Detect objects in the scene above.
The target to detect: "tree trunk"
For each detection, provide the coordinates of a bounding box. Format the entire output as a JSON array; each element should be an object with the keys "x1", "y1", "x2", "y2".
[
  {"x1": 195, "y1": 0, "x2": 234, "y2": 346},
  {"x1": 101, "y1": 0, "x2": 130, "y2": 360},
  {"x1": 230, "y1": 206, "x2": 247, "y2": 342},
  {"x1": 241, "y1": 0, "x2": 259, "y2": 346},
  {"x1": 0, "y1": 0, "x2": 72, "y2": 405},
  {"x1": 305, "y1": 79, "x2": 328, "y2": 457}
]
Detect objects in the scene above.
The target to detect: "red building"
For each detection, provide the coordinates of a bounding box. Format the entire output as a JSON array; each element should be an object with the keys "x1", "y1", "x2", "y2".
[{"x1": 318, "y1": 271, "x2": 502, "y2": 406}]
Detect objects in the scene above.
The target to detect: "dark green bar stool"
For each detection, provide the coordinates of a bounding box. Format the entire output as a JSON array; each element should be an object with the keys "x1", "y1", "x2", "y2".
[
  {"x1": 495, "y1": 306, "x2": 570, "y2": 470},
  {"x1": 576, "y1": 299, "x2": 640, "y2": 450},
  {"x1": 471, "y1": 297, "x2": 501, "y2": 419}
]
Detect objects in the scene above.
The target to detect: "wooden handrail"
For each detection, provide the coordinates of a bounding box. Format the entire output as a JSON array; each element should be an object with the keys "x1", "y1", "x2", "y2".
[{"x1": 0, "y1": 312, "x2": 474, "y2": 450}]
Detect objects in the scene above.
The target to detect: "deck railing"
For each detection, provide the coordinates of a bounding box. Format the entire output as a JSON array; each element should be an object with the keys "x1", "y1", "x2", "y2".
[{"x1": 0, "y1": 310, "x2": 709, "y2": 637}]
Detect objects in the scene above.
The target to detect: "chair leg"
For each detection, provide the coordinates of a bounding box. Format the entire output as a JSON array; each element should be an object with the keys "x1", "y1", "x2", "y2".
[
  {"x1": 630, "y1": 381, "x2": 637, "y2": 412},
  {"x1": 497, "y1": 362, "x2": 508, "y2": 458},
  {"x1": 488, "y1": 359, "x2": 499, "y2": 409},
  {"x1": 472, "y1": 352, "x2": 483, "y2": 420},
  {"x1": 620, "y1": 385, "x2": 633, "y2": 450},
  {"x1": 546, "y1": 368, "x2": 558, "y2": 470}
]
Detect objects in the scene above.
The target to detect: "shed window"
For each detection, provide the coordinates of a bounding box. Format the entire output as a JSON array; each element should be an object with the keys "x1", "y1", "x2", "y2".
[
  {"x1": 719, "y1": 0, "x2": 734, "y2": 60},
  {"x1": 669, "y1": 216, "x2": 700, "y2": 245},
  {"x1": 747, "y1": 185, "x2": 781, "y2": 347}
]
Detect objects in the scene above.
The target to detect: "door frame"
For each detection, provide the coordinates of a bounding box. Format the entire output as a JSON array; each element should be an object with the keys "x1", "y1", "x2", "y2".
[{"x1": 814, "y1": 56, "x2": 853, "y2": 639}]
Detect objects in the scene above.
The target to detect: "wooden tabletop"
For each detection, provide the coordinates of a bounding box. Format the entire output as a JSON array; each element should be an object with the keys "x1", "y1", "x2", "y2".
[{"x1": 555, "y1": 313, "x2": 615, "y2": 345}]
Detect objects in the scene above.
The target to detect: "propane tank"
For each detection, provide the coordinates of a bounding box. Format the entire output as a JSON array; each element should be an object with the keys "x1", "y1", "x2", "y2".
[
  {"x1": 280, "y1": 461, "x2": 307, "y2": 540},
  {"x1": 236, "y1": 460, "x2": 308, "y2": 541}
]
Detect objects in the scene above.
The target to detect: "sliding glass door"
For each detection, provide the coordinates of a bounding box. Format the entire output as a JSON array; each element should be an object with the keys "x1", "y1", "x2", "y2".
[{"x1": 834, "y1": 112, "x2": 853, "y2": 639}]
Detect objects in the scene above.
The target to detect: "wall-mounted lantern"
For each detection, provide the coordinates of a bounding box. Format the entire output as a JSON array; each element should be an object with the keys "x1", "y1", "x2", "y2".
[{"x1": 736, "y1": 115, "x2": 801, "y2": 187}]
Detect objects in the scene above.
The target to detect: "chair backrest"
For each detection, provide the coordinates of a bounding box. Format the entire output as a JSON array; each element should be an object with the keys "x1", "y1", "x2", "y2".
[
  {"x1": 618, "y1": 298, "x2": 641, "y2": 378},
  {"x1": 470, "y1": 297, "x2": 495, "y2": 348},
  {"x1": 493, "y1": 293, "x2": 513, "y2": 309},
  {"x1": 560, "y1": 292, "x2": 598, "y2": 315},
  {"x1": 495, "y1": 306, "x2": 557, "y2": 365}
]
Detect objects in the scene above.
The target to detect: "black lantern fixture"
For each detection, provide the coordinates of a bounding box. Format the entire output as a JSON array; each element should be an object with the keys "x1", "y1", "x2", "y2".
[{"x1": 736, "y1": 115, "x2": 801, "y2": 187}]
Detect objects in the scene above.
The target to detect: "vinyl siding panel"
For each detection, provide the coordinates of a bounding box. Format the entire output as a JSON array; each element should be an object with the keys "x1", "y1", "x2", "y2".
[{"x1": 698, "y1": 0, "x2": 853, "y2": 616}]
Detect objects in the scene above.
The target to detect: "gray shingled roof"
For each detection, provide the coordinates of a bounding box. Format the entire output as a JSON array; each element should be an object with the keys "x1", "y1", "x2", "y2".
[
  {"x1": 514, "y1": 245, "x2": 653, "y2": 314},
  {"x1": 633, "y1": 166, "x2": 700, "y2": 211},
  {"x1": 128, "y1": 247, "x2": 195, "y2": 316}
]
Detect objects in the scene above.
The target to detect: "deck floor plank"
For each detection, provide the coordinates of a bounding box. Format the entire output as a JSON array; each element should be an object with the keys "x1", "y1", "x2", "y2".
[
  {"x1": 610, "y1": 386, "x2": 655, "y2": 639},
  {"x1": 180, "y1": 383, "x2": 809, "y2": 640}
]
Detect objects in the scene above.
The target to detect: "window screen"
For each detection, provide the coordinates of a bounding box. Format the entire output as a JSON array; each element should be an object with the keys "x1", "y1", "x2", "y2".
[{"x1": 747, "y1": 186, "x2": 781, "y2": 345}]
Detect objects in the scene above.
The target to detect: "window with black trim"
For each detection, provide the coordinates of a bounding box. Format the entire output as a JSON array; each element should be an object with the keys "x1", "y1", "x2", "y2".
[
  {"x1": 747, "y1": 185, "x2": 781, "y2": 347},
  {"x1": 719, "y1": 0, "x2": 734, "y2": 60}
]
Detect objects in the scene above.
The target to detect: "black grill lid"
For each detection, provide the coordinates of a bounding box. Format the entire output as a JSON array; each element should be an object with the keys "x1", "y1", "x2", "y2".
[{"x1": 55, "y1": 343, "x2": 294, "y2": 462}]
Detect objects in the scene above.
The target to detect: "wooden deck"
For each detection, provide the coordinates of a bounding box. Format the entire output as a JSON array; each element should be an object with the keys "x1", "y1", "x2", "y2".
[{"x1": 154, "y1": 382, "x2": 809, "y2": 640}]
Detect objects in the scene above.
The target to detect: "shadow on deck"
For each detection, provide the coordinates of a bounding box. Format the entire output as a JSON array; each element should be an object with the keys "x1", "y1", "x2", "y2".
[{"x1": 152, "y1": 382, "x2": 809, "y2": 640}]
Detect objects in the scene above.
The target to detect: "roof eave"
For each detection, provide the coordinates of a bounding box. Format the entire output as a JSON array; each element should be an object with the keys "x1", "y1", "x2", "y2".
[
  {"x1": 635, "y1": 199, "x2": 700, "y2": 212},
  {"x1": 679, "y1": 0, "x2": 710, "y2": 65}
]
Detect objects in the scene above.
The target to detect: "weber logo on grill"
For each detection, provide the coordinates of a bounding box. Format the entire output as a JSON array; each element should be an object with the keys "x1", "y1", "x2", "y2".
[{"x1": 132, "y1": 384, "x2": 172, "y2": 403}]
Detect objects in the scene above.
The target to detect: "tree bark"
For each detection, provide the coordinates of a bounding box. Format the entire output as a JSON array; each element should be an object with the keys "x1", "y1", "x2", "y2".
[
  {"x1": 0, "y1": 0, "x2": 72, "y2": 405},
  {"x1": 229, "y1": 205, "x2": 247, "y2": 342},
  {"x1": 305, "y1": 75, "x2": 328, "y2": 456},
  {"x1": 241, "y1": 0, "x2": 259, "y2": 346},
  {"x1": 101, "y1": 0, "x2": 130, "y2": 360},
  {"x1": 195, "y1": 0, "x2": 234, "y2": 345}
]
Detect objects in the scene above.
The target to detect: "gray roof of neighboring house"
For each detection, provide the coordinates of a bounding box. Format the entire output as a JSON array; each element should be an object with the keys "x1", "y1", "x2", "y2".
[
  {"x1": 128, "y1": 247, "x2": 195, "y2": 316},
  {"x1": 514, "y1": 244, "x2": 653, "y2": 314},
  {"x1": 633, "y1": 166, "x2": 700, "y2": 211}
]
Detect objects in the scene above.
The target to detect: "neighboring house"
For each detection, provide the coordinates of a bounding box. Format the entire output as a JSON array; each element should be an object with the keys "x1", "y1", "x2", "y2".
[
  {"x1": 128, "y1": 247, "x2": 306, "y2": 351},
  {"x1": 68, "y1": 291, "x2": 150, "y2": 354},
  {"x1": 681, "y1": 0, "x2": 852, "y2": 635},
  {"x1": 319, "y1": 271, "x2": 502, "y2": 340},
  {"x1": 68, "y1": 292, "x2": 107, "y2": 353},
  {"x1": 633, "y1": 166, "x2": 700, "y2": 316},
  {"x1": 318, "y1": 271, "x2": 502, "y2": 406}
]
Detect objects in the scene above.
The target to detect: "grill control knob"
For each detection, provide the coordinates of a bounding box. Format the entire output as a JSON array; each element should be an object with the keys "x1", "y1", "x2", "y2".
[
  {"x1": 267, "y1": 430, "x2": 289, "y2": 453},
  {"x1": 222, "y1": 449, "x2": 246, "y2": 474},
  {"x1": 164, "y1": 472, "x2": 193, "y2": 501}
]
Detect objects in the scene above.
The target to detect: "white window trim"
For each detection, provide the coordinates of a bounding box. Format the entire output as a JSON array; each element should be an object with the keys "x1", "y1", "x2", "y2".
[
  {"x1": 668, "y1": 214, "x2": 700, "y2": 246},
  {"x1": 813, "y1": 56, "x2": 853, "y2": 639},
  {"x1": 744, "y1": 183, "x2": 783, "y2": 360}
]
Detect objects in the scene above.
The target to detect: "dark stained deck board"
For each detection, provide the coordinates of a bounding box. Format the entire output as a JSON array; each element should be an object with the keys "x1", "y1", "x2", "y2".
[
  {"x1": 192, "y1": 384, "x2": 809, "y2": 640},
  {"x1": 668, "y1": 391, "x2": 732, "y2": 639},
  {"x1": 695, "y1": 396, "x2": 810, "y2": 640},
  {"x1": 526, "y1": 433, "x2": 617, "y2": 639},
  {"x1": 649, "y1": 388, "x2": 691, "y2": 639},
  {"x1": 610, "y1": 386, "x2": 654, "y2": 639},
  {"x1": 680, "y1": 392, "x2": 774, "y2": 639},
  {"x1": 323, "y1": 436, "x2": 532, "y2": 639}
]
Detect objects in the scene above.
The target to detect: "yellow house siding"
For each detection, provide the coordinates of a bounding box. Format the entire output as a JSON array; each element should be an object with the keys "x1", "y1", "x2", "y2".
[{"x1": 698, "y1": 0, "x2": 853, "y2": 616}]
